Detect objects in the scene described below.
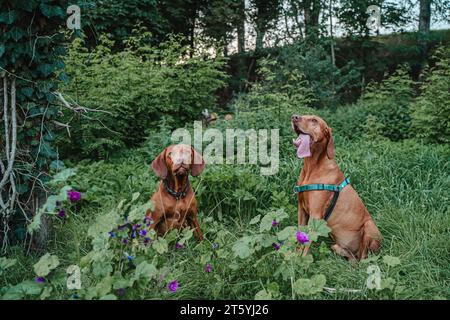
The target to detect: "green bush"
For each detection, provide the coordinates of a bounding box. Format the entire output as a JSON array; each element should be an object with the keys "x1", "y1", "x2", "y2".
[
  {"x1": 269, "y1": 40, "x2": 361, "y2": 107},
  {"x1": 411, "y1": 46, "x2": 450, "y2": 144},
  {"x1": 325, "y1": 67, "x2": 415, "y2": 141},
  {"x1": 57, "y1": 33, "x2": 227, "y2": 158}
]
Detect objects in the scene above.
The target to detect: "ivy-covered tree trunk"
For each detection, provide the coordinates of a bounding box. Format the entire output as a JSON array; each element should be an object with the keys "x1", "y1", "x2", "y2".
[{"x1": 0, "y1": 0, "x2": 69, "y2": 250}]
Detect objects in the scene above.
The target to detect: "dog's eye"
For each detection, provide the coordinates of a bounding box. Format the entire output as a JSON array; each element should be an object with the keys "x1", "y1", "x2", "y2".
[
  {"x1": 311, "y1": 118, "x2": 318, "y2": 124},
  {"x1": 168, "y1": 152, "x2": 172, "y2": 157}
]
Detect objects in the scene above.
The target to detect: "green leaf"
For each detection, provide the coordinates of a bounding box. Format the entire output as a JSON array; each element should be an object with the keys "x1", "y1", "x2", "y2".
[
  {"x1": 276, "y1": 226, "x2": 296, "y2": 241},
  {"x1": 28, "y1": 209, "x2": 44, "y2": 234},
  {"x1": 133, "y1": 261, "x2": 157, "y2": 282},
  {"x1": 0, "y1": 257, "x2": 17, "y2": 276},
  {"x1": 152, "y1": 238, "x2": 168, "y2": 254},
  {"x1": 0, "y1": 10, "x2": 18, "y2": 24},
  {"x1": 178, "y1": 228, "x2": 194, "y2": 245},
  {"x1": 255, "y1": 289, "x2": 272, "y2": 300},
  {"x1": 40, "y1": 286, "x2": 53, "y2": 300},
  {"x1": 249, "y1": 214, "x2": 261, "y2": 225},
  {"x1": 232, "y1": 236, "x2": 255, "y2": 259},
  {"x1": 293, "y1": 274, "x2": 326, "y2": 296},
  {"x1": 0, "y1": 44, "x2": 5, "y2": 58},
  {"x1": 9, "y1": 26, "x2": 24, "y2": 42},
  {"x1": 2, "y1": 280, "x2": 43, "y2": 300},
  {"x1": 382, "y1": 255, "x2": 401, "y2": 267},
  {"x1": 33, "y1": 253, "x2": 60, "y2": 277},
  {"x1": 260, "y1": 210, "x2": 288, "y2": 232}
]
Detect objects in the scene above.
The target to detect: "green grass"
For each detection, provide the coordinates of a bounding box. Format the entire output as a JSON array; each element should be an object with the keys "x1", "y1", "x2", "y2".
[{"x1": 1, "y1": 132, "x2": 449, "y2": 300}]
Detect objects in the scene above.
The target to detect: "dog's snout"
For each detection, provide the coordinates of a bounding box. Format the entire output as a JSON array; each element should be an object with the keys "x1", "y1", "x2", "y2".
[{"x1": 291, "y1": 115, "x2": 302, "y2": 122}]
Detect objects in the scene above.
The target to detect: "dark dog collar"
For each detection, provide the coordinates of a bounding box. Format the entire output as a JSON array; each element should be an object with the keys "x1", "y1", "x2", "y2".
[{"x1": 163, "y1": 179, "x2": 189, "y2": 199}]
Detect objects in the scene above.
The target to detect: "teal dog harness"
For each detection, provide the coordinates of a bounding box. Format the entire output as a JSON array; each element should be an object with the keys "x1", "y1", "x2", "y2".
[{"x1": 294, "y1": 177, "x2": 351, "y2": 221}]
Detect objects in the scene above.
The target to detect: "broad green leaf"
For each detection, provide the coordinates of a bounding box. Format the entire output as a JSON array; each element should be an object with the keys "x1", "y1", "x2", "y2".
[
  {"x1": 152, "y1": 237, "x2": 168, "y2": 254},
  {"x1": 40, "y1": 286, "x2": 53, "y2": 300},
  {"x1": 277, "y1": 226, "x2": 296, "y2": 241},
  {"x1": 50, "y1": 168, "x2": 76, "y2": 184},
  {"x1": 28, "y1": 209, "x2": 44, "y2": 234},
  {"x1": 34, "y1": 253, "x2": 60, "y2": 277},
  {"x1": 380, "y1": 277, "x2": 396, "y2": 290},
  {"x1": 94, "y1": 276, "x2": 113, "y2": 297},
  {"x1": 3, "y1": 280, "x2": 44, "y2": 300},
  {"x1": 293, "y1": 274, "x2": 326, "y2": 296},
  {"x1": 232, "y1": 236, "x2": 255, "y2": 259},
  {"x1": 178, "y1": 228, "x2": 194, "y2": 245},
  {"x1": 128, "y1": 202, "x2": 153, "y2": 223},
  {"x1": 255, "y1": 289, "x2": 272, "y2": 300},
  {"x1": 133, "y1": 261, "x2": 157, "y2": 282}
]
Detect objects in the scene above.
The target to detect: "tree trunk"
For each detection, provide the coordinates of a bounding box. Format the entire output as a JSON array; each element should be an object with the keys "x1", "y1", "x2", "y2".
[
  {"x1": 418, "y1": 0, "x2": 431, "y2": 36},
  {"x1": 304, "y1": 0, "x2": 321, "y2": 36},
  {"x1": 418, "y1": 0, "x2": 431, "y2": 67}
]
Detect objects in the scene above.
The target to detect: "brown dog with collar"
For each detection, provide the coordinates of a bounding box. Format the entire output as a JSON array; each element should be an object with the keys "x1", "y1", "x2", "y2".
[
  {"x1": 291, "y1": 114, "x2": 381, "y2": 260},
  {"x1": 146, "y1": 144, "x2": 205, "y2": 240}
]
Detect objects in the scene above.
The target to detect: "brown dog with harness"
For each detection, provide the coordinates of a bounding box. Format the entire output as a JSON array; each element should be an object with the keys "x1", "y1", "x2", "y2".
[{"x1": 292, "y1": 114, "x2": 381, "y2": 260}]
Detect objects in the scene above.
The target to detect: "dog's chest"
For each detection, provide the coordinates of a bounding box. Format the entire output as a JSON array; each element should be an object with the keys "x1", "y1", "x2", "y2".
[{"x1": 159, "y1": 195, "x2": 195, "y2": 220}]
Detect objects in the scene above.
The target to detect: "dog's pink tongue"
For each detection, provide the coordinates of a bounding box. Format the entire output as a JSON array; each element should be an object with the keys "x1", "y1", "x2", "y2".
[{"x1": 293, "y1": 134, "x2": 311, "y2": 158}]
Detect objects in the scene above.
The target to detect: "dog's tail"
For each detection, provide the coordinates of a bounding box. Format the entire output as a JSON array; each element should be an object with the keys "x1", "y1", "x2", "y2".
[{"x1": 358, "y1": 219, "x2": 381, "y2": 260}]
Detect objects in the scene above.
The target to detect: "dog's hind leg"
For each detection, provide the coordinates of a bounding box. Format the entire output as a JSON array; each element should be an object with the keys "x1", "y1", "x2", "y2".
[
  {"x1": 331, "y1": 244, "x2": 357, "y2": 261},
  {"x1": 358, "y1": 219, "x2": 381, "y2": 260}
]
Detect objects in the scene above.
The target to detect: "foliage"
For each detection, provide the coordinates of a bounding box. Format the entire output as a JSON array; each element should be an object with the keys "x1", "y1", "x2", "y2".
[
  {"x1": 0, "y1": 0, "x2": 69, "y2": 247},
  {"x1": 75, "y1": 0, "x2": 200, "y2": 50},
  {"x1": 58, "y1": 32, "x2": 228, "y2": 158},
  {"x1": 411, "y1": 46, "x2": 450, "y2": 144},
  {"x1": 326, "y1": 67, "x2": 415, "y2": 141},
  {"x1": 262, "y1": 40, "x2": 362, "y2": 107},
  {"x1": 2, "y1": 132, "x2": 449, "y2": 299}
]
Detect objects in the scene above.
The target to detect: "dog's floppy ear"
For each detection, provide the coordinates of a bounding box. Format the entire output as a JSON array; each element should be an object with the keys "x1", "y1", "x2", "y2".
[
  {"x1": 151, "y1": 148, "x2": 168, "y2": 179},
  {"x1": 326, "y1": 127, "x2": 335, "y2": 159},
  {"x1": 191, "y1": 146, "x2": 205, "y2": 177}
]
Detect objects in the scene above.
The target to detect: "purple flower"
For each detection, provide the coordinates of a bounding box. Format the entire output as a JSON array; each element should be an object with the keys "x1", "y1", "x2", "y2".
[
  {"x1": 57, "y1": 209, "x2": 66, "y2": 218},
  {"x1": 175, "y1": 242, "x2": 184, "y2": 249},
  {"x1": 108, "y1": 231, "x2": 116, "y2": 238},
  {"x1": 132, "y1": 224, "x2": 141, "y2": 231},
  {"x1": 122, "y1": 239, "x2": 129, "y2": 244},
  {"x1": 296, "y1": 231, "x2": 309, "y2": 244},
  {"x1": 144, "y1": 237, "x2": 151, "y2": 245},
  {"x1": 167, "y1": 280, "x2": 179, "y2": 292},
  {"x1": 118, "y1": 223, "x2": 128, "y2": 231},
  {"x1": 35, "y1": 277, "x2": 45, "y2": 283},
  {"x1": 116, "y1": 288, "x2": 126, "y2": 296},
  {"x1": 272, "y1": 243, "x2": 281, "y2": 251},
  {"x1": 139, "y1": 229, "x2": 147, "y2": 237},
  {"x1": 205, "y1": 263, "x2": 213, "y2": 273},
  {"x1": 131, "y1": 232, "x2": 137, "y2": 239},
  {"x1": 272, "y1": 220, "x2": 279, "y2": 227},
  {"x1": 67, "y1": 190, "x2": 81, "y2": 202}
]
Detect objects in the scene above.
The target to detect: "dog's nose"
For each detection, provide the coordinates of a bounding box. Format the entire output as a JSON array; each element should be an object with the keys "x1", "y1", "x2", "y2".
[{"x1": 291, "y1": 115, "x2": 302, "y2": 121}]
